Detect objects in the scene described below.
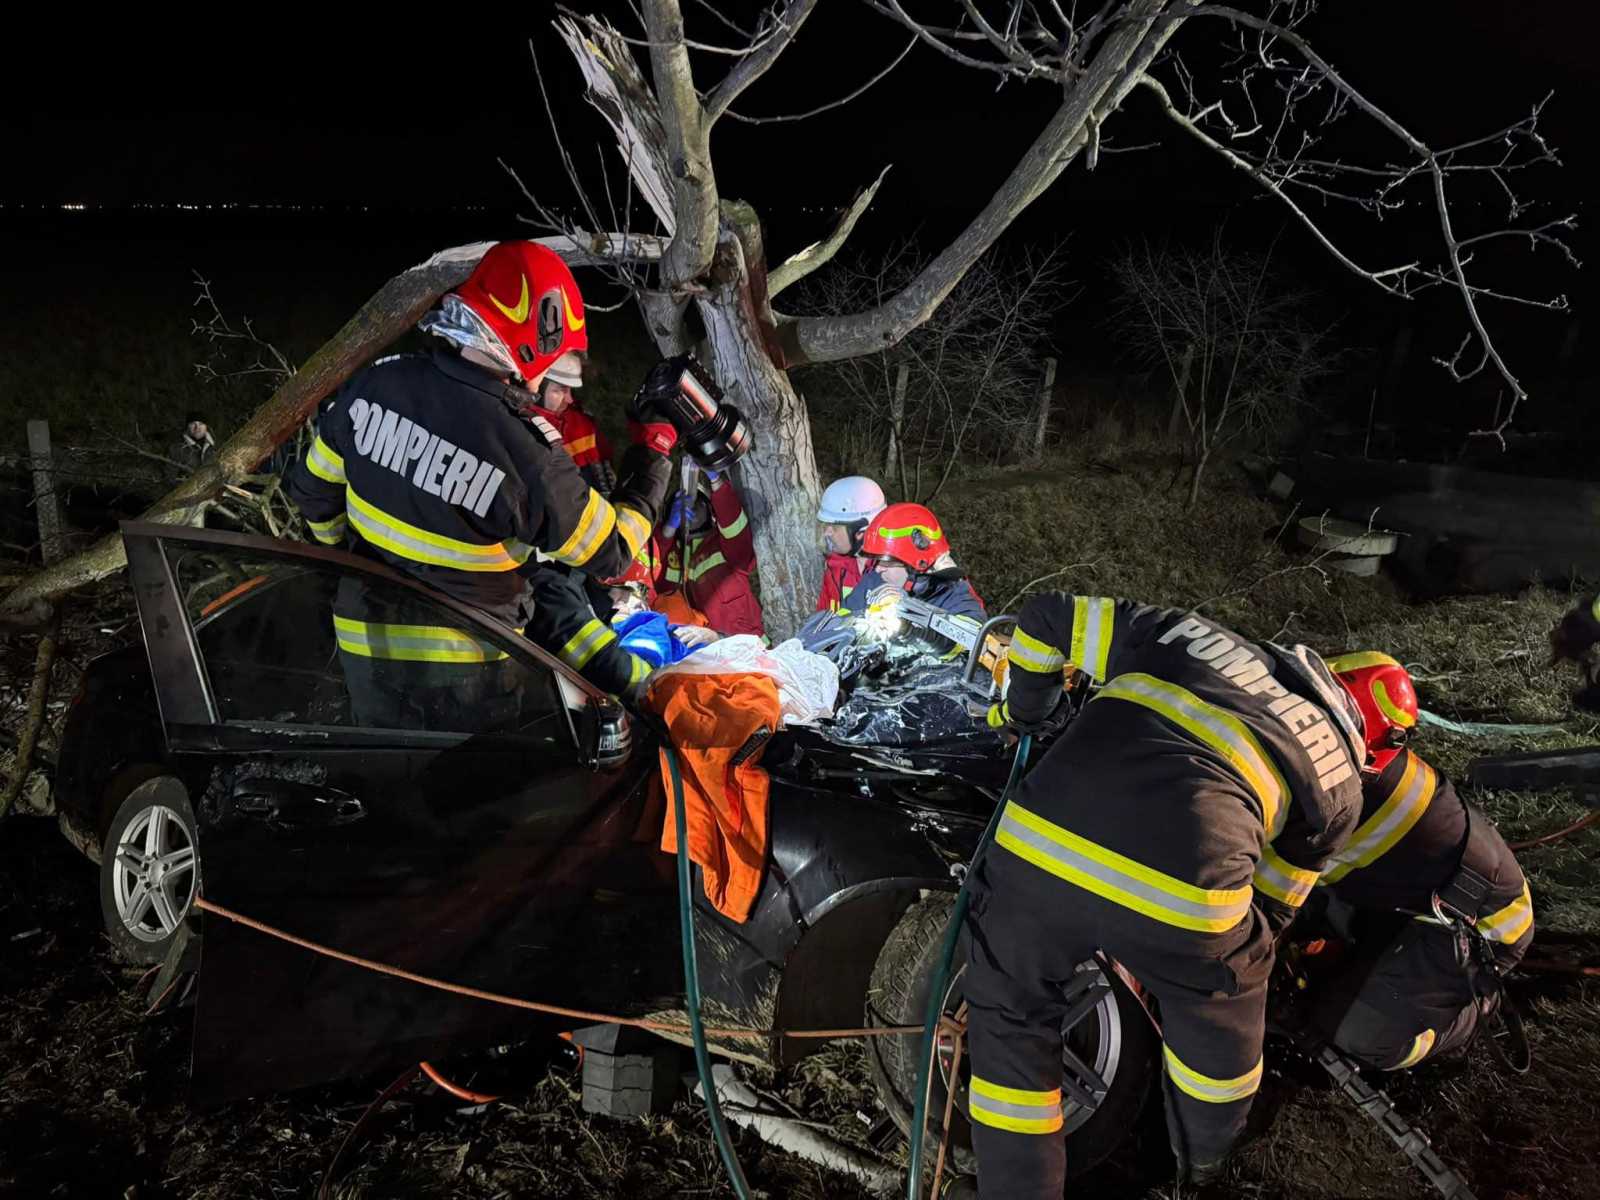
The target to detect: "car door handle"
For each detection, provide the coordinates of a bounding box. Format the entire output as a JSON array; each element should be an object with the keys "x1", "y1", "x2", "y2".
[{"x1": 230, "y1": 778, "x2": 365, "y2": 830}]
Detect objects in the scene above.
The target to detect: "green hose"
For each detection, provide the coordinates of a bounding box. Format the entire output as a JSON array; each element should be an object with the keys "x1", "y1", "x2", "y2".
[
  {"x1": 906, "y1": 733, "x2": 1034, "y2": 1200},
  {"x1": 666, "y1": 744, "x2": 755, "y2": 1200}
]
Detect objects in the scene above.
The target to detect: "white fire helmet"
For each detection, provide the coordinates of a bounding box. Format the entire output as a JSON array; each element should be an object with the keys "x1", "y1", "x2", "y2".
[{"x1": 817, "y1": 476, "x2": 887, "y2": 525}]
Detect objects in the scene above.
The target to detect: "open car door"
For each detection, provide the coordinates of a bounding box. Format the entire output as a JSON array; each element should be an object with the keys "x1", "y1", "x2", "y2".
[{"x1": 121, "y1": 524, "x2": 679, "y2": 1104}]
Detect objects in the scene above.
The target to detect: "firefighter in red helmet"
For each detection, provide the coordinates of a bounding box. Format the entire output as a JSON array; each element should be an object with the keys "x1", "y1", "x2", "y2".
[
  {"x1": 1290, "y1": 653, "x2": 1533, "y2": 1071},
  {"x1": 840, "y1": 502, "x2": 986, "y2": 622},
  {"x1": 286, "y1": 240, "x2": 673, "y2": 725}
]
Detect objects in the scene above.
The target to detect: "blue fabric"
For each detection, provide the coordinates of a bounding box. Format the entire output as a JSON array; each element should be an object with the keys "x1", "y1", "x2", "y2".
[{"x1": 614, "y1": 610, "x2": 697, "y2": 668}]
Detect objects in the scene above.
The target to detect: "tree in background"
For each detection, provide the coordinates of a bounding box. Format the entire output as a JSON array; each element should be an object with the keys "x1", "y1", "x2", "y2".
[
  {"x1": 4, "y1": 1, "x2": 1574, "y2": 641},
  {"x1": 1111, "y1": 234, "x2": 1334, "y2": 505},
  {"x1": 796, "y1": 242, "x2": 1074, "y2": 503}
]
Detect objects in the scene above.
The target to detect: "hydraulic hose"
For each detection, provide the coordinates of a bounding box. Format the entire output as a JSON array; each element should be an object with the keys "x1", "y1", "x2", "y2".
[
  {"x1": 906, "y1": 733, "x2": 1033, "y2": 1200},
  {"x1": 667, "y1": 743, "x2": 755, "y2": 1200}
]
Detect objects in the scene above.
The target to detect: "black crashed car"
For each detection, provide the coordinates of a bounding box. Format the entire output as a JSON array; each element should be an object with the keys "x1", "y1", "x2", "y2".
[{"x1": 53, "y1": 523, "x2": 1157, "y2": 1175}]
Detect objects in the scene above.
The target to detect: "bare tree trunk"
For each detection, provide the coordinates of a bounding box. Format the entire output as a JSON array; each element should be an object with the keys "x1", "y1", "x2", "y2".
[
  {"x1": 1166, "y1": 341, "x2": 1195, "y2": 440},
  {"x1": 1188, "y1": 450, "x2": 1209, "y2": 508},
  {"x1": 698, "y1": 204, "x2": 822, "y2": 640},
  {"x1": 1027, "y1": 357, "x2": 1058, "y2": 462},
  {"x1": 886, "y1": 364, "x2": 909, "y2": 485}
]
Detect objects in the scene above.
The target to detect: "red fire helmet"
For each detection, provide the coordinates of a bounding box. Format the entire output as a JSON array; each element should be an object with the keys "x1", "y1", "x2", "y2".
[
  {"x1": 1327, "y1": 650, "x2": 1419, "y2": 772},
  {"x1": 862, "y1": 503, "x2": 951, "y2": 574},
  {"x1": 457, "y1": 241, "x2": 587, "y2": 384}
]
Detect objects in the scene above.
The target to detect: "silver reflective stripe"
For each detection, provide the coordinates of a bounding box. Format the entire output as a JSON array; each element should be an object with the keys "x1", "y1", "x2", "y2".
[
  {"x1": 1008, "y1": 628, "x2": 1065, "y2": 674},
  {"x1": 1072, "y1": 596, "x2": 1115, "y2": 681},
  {"x1": 1096, "y1": 673, "x2": 1285, "y2": 838},
  {"x1": 968, "y1": 1078, "x2": 1063, "y2": 1134},
  {"x1": 1252, "y1": 846, "x2": 1317, "y2": 908},
  {"x1": 996, "y1": 803, "x2": 1253, "y2": 933},
  {"x1": 333, "y1": 618, "x2": 507, "y2": 663},
  {"x1": 1321, "y1": 753, "x2": 1435, "y2": 883},
  {"x1": 1163, "y1": 1046, "x2": 1262, "y2": 1103},
  {"x1": 346, "y1": 491, "x2": 528, "y2": 572},
  {"x1": 306, "y1": 435, "x2": 346, "y2": 484}
]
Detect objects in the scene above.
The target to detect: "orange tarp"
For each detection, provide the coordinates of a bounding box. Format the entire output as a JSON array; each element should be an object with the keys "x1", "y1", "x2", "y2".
[
  {"x1": 656, "y1": 592, "x2": 710, "y2": 628},
  {"x1": 651, "y1": 671, "x2": 781, "y2": 923}
]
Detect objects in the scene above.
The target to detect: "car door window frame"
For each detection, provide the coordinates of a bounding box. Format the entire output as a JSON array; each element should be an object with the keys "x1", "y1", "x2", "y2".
[{"x1": 123, "y1": 522, "x2": 597, "y2": 752}]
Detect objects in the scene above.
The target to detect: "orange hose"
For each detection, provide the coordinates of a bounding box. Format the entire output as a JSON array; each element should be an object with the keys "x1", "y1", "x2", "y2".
[
  {"x1": 1509, "y1": 810, "x2": 1600, "y2": 852},
  {"x1": 195, "y1": 896, "x2": 920, "y2": 1041},
  {"x1": 419, "y1": 1061, "x2": 502, "y2": 1105}
]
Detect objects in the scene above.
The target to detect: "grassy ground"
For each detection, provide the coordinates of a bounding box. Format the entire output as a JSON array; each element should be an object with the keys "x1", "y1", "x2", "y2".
[{"x1": 4, "y1": 447, "x2": 1597, "y2": 1199}]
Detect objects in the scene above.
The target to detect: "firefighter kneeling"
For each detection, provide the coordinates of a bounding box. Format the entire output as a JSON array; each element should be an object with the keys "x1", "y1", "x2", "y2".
[
  {"x1": 1296, "y1": 654, "x2": 1534, "y2": 1071},
  {"x1": 969, "y1": 595, "x2": 1364, "y2": 1197}
]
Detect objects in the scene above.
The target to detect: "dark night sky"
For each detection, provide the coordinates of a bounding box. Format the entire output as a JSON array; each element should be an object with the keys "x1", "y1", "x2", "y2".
[{"x1": 12, "y1": 4, "x2": 1597, "y2": 224}]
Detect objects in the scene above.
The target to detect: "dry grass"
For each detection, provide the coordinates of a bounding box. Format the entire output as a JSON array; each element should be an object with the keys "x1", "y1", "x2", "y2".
[{"x1": 3, "y1": 443, "x2": 1598, "y2": 1199}]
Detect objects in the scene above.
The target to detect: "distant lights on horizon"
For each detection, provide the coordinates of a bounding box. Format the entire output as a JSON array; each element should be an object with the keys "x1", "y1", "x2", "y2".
[{"x1": 1, "y1": 202, "x2": 498, "y2": 213}]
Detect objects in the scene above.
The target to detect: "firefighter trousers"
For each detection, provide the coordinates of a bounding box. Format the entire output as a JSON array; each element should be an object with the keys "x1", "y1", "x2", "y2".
[
  {"x1": 962, "y1": 851, "x2": 1274, "y2": 1200},
  {"x1": 1310, "y1": 917, "x2": 1523, "y2": 1071}
]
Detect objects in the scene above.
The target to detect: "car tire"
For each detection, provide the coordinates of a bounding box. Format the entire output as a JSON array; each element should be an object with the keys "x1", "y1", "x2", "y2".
[
  {"x1": 865, "y1": 895, "x2": 1158, "y2": 1182},
  {"x1": 99, "y1": 779, "x2": 201, "y2": 965}
]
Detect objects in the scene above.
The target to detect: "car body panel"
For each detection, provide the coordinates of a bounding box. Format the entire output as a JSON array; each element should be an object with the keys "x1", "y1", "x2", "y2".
[{"x1": 80, "y1": 524, "x2": 998, "y2": 1102}]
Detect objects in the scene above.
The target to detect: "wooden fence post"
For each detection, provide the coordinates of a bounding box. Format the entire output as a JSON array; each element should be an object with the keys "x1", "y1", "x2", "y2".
[
  {"x1": 1029, "y1": 357, "x2": 1058, "y2": 462},
  {"x1": 26, "y1": 420, "x2": 62, "y2": 565}
]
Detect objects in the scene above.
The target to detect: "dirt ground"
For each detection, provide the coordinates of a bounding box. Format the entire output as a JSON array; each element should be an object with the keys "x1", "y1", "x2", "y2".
[{"x1": 3, "y1": 456, "x2": 1599, "y2": 1200}]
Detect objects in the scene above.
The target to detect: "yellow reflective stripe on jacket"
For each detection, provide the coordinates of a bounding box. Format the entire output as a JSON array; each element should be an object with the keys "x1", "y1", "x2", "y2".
[
  {"x1": 1394, "y1": 1030, "x2": 1436, "y2": 1070},
  {"x1": 1097, "y1": 673, "x2": 1287, "y2": 839},
  {"x1": 627, "y1": 653, "x2": 653, "y2": 686},
  {"x1": 306, "y1": 435, "x2": 346, "y2": 484},
  {"x1": 688, "y1": 551, "x2": 727, "y2": 581},
  {"x1": 1477, "y1": 882, "x2": 1534, "y2": 945},
  {"x1": 1009, "y1": 628, "x2": 1065, "y2": 674},
  {"x1": 550, "y1": 489, "x2": 618, "y2": 568},
  {"x1": 996, "y1": 800, "x2": 1254, "y2": 933},
  {"x1": 346, "y1": 489, "x2": 532, "y2": 572},
  {"x1": 718, "y1": 509, "x2": 749, "y2": 539},
  {"x1": 1070, "y1": 596, "x2": 1115, "y2": 682},
  {"x1": 615, "y1": 505, "x2": 652, "y2": 560},
  {"x1": 564, "y1": 434, "x2": 597, "y2": 457},
  {"x1": 332, "y1": 615, "x2": 508, "y2": 663},
  {"x1": 1320, "y1": 753, "x2": 1436, "y2": 884},
  {"x1": 559, "y1": 618, "x2": 617, "y2": 670},
  {"x1": 1592, "y1": 595, "x2": 1600, "y2": 622},
  {"x1": 1163, "y1": 1047, "x2": 1262, "y2": 1103},
  {"x1": 1253, "y1": 845, "x2": 1318, "y2": 909},
  {"x1": 968, "y1": 1077, "x2": 1063, "y2": 1136},
  {"x1": 307, "y1": 513, "x2": 347, "y2": 545}
]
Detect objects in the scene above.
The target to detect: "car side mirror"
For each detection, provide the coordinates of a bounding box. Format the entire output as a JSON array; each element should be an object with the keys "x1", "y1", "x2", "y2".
[{"x1": 578, "y1": 697, "x2": 633, "y2": 770}]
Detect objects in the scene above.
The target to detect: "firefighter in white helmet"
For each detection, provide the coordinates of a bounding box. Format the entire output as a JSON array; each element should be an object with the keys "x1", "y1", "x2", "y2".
[{"x1": 815, "y1": 475, "x2": 887, "y2": 612}]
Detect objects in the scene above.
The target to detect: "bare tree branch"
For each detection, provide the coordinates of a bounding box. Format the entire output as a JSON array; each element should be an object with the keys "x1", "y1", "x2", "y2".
[
  {"x1": 704, "y1": 0, "x2": 820, "y2": 124},
  {"x1": 723, "y1": 33, "x2": 917, "y2": 124},
  {"x1": 783, "y1": 0, "x2": 1187, "y2": 366},
  {"x1": 1165, "y1": 2, "x2": 1576, "y2": 434},
  {"x1": 768, "y1": 165, "x2": 892, "y2": 299}
]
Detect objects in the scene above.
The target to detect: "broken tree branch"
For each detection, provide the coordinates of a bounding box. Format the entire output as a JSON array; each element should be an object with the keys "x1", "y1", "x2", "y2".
[
  {"x1": 0, "y1": 617, "x2": 58, "y2": 822},
  {"x1": 0, "y1": 234, "x2": 662, "y2": 617},
  {"x1": 642, "y1": 0, "x2": 720, "y2": 288},
  {"x1": 767, "y1": 165, "x2": 892, "y2": 299}
]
